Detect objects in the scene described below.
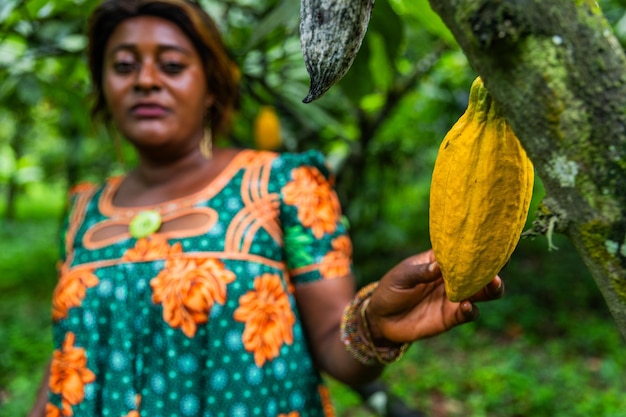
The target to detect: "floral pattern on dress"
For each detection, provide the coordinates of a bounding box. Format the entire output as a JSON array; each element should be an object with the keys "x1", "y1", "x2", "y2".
[
  {"x1": 234, "y1": 273, "x2": 295, "y2": 367},
  {"x1": 151, "y1": 257, "x2": 236, "y2": 337},
  {"x1": 319, "y1": 236, "x2": 352, "y2": 279},
  {"x1": 122, "y1": 394, "x2": 141, "y2": 417},
  {"x1": 46, "y1": 403, "x2": 63, "y2": 417},
  {"x1": 283, "y1": 225, "x2": 315, "y2": 269},
  {"x1": 283, "y1": 166, "x2": 341, "y2": 239},
  {"x1": 122, "y1": 235, "x2": 183, "y2": 261},
  {"x1": 52, "y1": 266, "x2": 99, "y2": 321},
  {"x1": 49, "y1": 151, "x2": 347, "y2": 416},
  {"x1": 49, "y1": 332, "x2": 96, "y2": 416}
]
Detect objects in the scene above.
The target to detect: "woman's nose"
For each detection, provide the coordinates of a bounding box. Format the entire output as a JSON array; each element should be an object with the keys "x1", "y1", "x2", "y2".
[{"x1": 134, "y1": 61, "x2": 160, "y2": 91}]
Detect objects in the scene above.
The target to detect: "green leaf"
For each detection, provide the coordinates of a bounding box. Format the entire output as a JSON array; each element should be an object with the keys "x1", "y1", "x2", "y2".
[
  {"x1": 368, "y1": 32, "x2": 393, "y2": 92},
  {"x1": 0, "y1": 0, "x2": 20, "y2": 24},
  {"x1": 244, "y1": 0, "x2": 299, "y2": 51},
  {"x1": 369, "y1": 0, "x2": 405, "y2": 64},
  {"x1": 338, "y1": 0, "x2": 403, "y2": 103},
  {"x1": 14, "y1": 74, "x2": 41, "y2": 105},
  {"x1": 390, "y1": 0, "x2": 456, "y2": 46},
  {"x1": 0, "y1": 73, "x2": 19, "y2": 101},
  {"x1": 38, "y1": 20, "x2": 74, "y2": 43},
  {"x1": 337, "y1": 40, "x2": 373, "y2": 104},
  {"x1": 57, "y1": 34, "x2": 87, "y2": 52},
  {"x1": 340, "y1": 215, "x2": 351, "y2": 230},
  {"x1": 279, "y1": 82, "x2": 347, "y2": 133},
  {"x1": 28, "y1": 0, "x2": 54, "y2": 19},
  {"x1": 15, "y1": 155, "x2": 43, "y2": 185},
  {"x1": 0, "y1": 144, "x2": 16, "y2": 181},
  {"x1": 0, "y1": 35, "x2": 26, "y2": 67}
]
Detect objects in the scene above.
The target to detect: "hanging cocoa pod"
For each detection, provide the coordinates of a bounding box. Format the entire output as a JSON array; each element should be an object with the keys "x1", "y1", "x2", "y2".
[
  {"x1": 299, "y1": 0, "x2": 375, "y2": 103},
  {"x1": 254, "y1": 106, "x2": 282, "y2": 150},
  {"x1": 429, "y1": 77, "x2": 535, "y2": 302}
]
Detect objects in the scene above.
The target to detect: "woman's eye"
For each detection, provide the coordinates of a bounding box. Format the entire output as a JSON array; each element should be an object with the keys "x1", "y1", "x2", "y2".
[
  {"x1": 113, "y1": 62, "x2": 136, "y2": 74},
  {"x1": 161, "y1": 62, "x2": 185, "y2": 74}
]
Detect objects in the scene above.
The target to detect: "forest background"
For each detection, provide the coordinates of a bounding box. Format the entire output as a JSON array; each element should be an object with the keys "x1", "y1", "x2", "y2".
[{"x1": 0, "y1": 0, "x2": 624, "y2": 416}]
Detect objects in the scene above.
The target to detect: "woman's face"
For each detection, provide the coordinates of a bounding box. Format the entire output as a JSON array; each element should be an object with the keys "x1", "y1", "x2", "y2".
[{"x1": 103, "y1": 16, "x2": 213, "y2": 153}]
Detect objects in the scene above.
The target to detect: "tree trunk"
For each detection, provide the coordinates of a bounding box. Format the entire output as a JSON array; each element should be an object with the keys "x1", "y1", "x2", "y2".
[
  {"x1": 4, "y1": 116, "x2": 26, "y2": 221},
  {"x1": 428, "y1": 0, "x2": 626, "y2": 339}
]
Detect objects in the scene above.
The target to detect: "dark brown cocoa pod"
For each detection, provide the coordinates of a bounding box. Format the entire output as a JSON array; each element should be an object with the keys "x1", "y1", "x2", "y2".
[{"x1": 300, "y1": 0, "x2": 375, "y2": 103}]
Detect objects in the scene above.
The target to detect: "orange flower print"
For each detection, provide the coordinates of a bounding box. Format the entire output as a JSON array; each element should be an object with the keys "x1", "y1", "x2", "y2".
[
  {"x1": 319, "y1": 236, "x2": 352, "y2": 279},
  {"x1": 283, "y1": 166, "x2": 341, "y2": 239},
  {"x1": 46, "y1": 403, "x2": 63, "y2": 417},
  {"x1": 123, "y1": 235, "x2": 182, "y2": 262},
  {"x1": 49, "y1": 332, "x2": 96, "y2": 417},
  {"x1": 53, "y1": 266, "x2": 99, "y2": 321},
  {"x1": 234, "y1": 274, "x2": 295, "y2": 367},
  {"x1": 151, "y1": 257, "x2": 236, "y2": 337},
  {"x1": 278, "y1": 412, "x2": 300, "y2": 417}
]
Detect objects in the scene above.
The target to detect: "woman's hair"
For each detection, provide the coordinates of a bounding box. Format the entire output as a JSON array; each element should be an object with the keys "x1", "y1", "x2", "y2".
[{"x1": 87, "y1": 0, "x2": 239, "y2": 137}]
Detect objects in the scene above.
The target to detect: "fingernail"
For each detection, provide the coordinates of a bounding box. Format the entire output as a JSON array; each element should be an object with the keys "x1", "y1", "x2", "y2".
[{"x1": 428, "y1": 261, "x2": 437, "y2": 272}]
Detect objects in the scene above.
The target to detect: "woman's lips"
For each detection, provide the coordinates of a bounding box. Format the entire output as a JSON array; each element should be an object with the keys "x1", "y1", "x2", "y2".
[{"x1": 131, "y1": 104, "x2": 169, "y2": 118}]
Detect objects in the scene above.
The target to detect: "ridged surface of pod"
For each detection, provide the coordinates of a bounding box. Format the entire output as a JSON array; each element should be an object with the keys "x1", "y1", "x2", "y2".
[
  {"x1": 429, "y1": 77, "x2": 535, "y2": 302},
  {"x1": 299, "y1": 0, "x2": 375, "y2": 103}
]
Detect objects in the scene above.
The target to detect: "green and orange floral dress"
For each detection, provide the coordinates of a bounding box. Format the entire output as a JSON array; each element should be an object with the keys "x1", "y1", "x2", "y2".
[{"x1": 46, "y1": 150, "x2": 352, "y2": 417}]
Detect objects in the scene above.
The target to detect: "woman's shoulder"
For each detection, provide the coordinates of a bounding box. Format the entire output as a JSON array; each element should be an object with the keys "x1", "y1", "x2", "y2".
[
  {"x1": 68, "y1": 181, "x2": 99, "y2": 193},
  {"x1": 67, "y1": 181, "x2": 101, "y2": 198},
  {"x1": 268, "y1": 149, "x2": 330, "y2": 175},
  {"x1": 279, "y1": 149, "x2": 326, "y2": 165},
  {"x1": 66, "y1": 177, "x2": 119, "y2": 202},
  {"x1": 233, "y1": 148, "x2": 329, "y2": 175}
]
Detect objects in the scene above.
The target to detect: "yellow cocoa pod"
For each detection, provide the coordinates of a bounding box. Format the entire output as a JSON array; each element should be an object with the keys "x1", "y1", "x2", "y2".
[
  {"x1": 429, "y1": 76, "x2": 534, "y2": 302},
  {"x1": 254, "y1": 106, "x2": 282, "y2": 150}
]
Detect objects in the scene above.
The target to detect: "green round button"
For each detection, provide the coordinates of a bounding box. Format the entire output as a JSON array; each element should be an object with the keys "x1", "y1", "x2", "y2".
[{"x1": 129, "y1": 210, "x2": 162, "y2": 238}]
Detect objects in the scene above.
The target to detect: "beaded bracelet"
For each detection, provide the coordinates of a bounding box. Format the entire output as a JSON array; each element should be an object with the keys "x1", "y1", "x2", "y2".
[{"x1": 340, "y1": 281, "x2": 411, "y2": 366}]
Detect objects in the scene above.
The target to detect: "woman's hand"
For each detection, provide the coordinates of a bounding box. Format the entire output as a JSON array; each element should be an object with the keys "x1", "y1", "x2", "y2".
[{"x1": 365, "y1": 249, "x2": 505, "y2": 345}]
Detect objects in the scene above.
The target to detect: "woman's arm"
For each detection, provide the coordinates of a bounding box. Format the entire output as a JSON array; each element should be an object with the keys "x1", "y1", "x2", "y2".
[
  {"x1": 294, "y1": 249, "x2": 504, "y2": 386},
  {"x1": 28, "y1": 361, "x2": 50, "y2": 417},
  {"x1": 294, "y1": 274, "x2": 384, "y2": 386}
]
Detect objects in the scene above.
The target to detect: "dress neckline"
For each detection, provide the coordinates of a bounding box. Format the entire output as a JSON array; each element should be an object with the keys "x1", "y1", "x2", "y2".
[{"x1": 98, "y1": 149, "x2": 252, "y2": 219}]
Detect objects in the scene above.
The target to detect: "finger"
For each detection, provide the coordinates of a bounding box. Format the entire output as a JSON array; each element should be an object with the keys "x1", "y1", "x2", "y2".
[
  {"x1": 452, "y1": 300, "x2": 480, "y2": 325},
  {"x1": 410, "y1": 249, "x2": 436, "y2": 264},
  {"x1": 468, "y1": 276, "x2": 505, "y2": 302},
  {"x1": 392, "y1": 260, "x2": 441, "y2": 290}
]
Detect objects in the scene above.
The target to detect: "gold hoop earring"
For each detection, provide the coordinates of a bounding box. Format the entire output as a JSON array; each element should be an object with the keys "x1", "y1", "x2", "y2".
[{"x1": 200, "y1": 128, "x2": 212, "y2": 159}]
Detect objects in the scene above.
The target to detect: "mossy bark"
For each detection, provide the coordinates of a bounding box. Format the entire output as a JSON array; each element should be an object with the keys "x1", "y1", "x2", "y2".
[{"x1": 429, "y1": 0, "x2": 626, "y2": 339}]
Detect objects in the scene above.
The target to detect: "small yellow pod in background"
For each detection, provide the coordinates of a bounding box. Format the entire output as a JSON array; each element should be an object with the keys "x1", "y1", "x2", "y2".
[
  {"x1": 429, "y1": 76, "x2": 534, "y2": 302},
  {"x1": 253, "y1": 106, "x2": 282, "y2": 150}
]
